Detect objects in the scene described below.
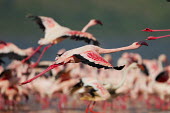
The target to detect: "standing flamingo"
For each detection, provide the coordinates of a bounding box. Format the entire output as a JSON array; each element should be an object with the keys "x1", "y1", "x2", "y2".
[
  {"x1": 20, "y1": 41, "x2": 148, "y2": 85},
  {"x1": 22, "y1": 15, "x2": 102, "y2": 67},
  {"x1": 142, "y1": 28, "x2": 170, "y2": 40},
  {"x1": 70, "y1": 63, "x2": 141, "y2": 113}
]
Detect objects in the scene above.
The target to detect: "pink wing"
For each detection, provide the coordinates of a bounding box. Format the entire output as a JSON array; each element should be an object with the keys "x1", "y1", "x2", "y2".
[
  {"x1": 62, "y1": 31, "x2": 100, "y2": 46},
  {"x1": 0, "y1": 42, "x2": 29, "y2": 61},
  {"x1": 73, "y1": 51, "x2": 124, "y2": 70},
  {"x1": 27, "y1": 15, "x2": 56, "y2": 32}
]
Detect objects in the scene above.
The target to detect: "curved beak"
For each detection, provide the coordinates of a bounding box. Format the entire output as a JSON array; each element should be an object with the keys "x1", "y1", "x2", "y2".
[
  {"x1": 0, "y1": 41, "x2": 7, "y2": 45},
  {"x1": 95, "y1": 20, "x2": 103, "y2": 26},
  {"x1": 142, "y1": 28, "x2": 153, "y2": 32},
  {"x1": 137, "y1": 41, "x2": 148, "y2": 46}
]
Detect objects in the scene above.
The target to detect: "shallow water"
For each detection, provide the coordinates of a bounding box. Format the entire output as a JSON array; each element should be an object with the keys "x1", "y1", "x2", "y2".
[{"x1": 1, "y1": 97, "x2": 170, "y2": 113}]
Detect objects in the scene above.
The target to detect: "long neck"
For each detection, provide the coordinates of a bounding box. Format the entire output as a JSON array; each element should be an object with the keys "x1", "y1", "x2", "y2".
[
  {"x1": 99, "y1": 45, "x2": 137, "y2": 54},
  {"x1": 158, "y1": 59, "x2": 164, "y2": 71},
  {"x1": 82, "y1": 23, "x2": 92, "y2": 32},
  {"x1": 111, "y1": 63, "x2": 136, "y2": 90}
]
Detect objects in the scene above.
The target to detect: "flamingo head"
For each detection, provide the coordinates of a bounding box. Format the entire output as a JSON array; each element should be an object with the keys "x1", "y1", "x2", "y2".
[
  {"x1": 142, "y1": 28, "x2": 153, "y2": 32},
  {"x1": 25, "y1": 47, "x2": 35, "y2": 56},
  {"x1": 146, "y1": 36, "x2": 157, "y2": 40},
  {"x1": 89, "y1": 19, "x2": 103, "y2": 26},
  {"x1": 134, "y1": 41, "x2": 148, "y2": 46},
  {"x1": 0, "y1": 41, "x2": 7, "y2": 45},
  {"x1": 158, "y1": 54, "x2": 167, "y2": 63}
]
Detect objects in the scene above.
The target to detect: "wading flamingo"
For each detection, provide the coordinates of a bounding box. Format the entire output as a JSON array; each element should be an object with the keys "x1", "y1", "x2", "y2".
[
  {"x1": 70, "y1": 63, "x2": 141, "y2": 113},
  {"x1": 142, "y1": 28, "x2": 170, "y2": 40},
  {"x1": 20, "y1": 41, "x2": 148, "y2": 85},
  {"x1": 22, "y1": 15, "x2": 102, "y2": 67}
]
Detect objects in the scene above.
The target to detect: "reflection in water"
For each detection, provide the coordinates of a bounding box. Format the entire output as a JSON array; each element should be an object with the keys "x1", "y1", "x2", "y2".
[{"x1": 0, "y1": 96, "x2": 170, "y2": 113}]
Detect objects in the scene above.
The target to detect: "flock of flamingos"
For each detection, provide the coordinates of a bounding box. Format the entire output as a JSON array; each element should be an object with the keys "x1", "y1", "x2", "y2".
[{"x1": 0, "y1": 14, "x2": 170, "y2": 113}]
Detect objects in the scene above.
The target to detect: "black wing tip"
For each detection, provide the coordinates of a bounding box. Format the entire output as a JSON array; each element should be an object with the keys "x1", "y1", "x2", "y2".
[
  {"x1": 26, "y1": 14, "x2": 38, "y2": 19},
  {"x1": 26, "y1": 14, "x2": 45, "y2": 32},
  {"x1": 113, "y1": 65, "x2": 125, "y2": 70},
  {"x1": 155, "y1": 71, "x2": 169, "y2": 83},
  {"x1": 93, "y1": 40, "x2": 100, "y2": 46}
]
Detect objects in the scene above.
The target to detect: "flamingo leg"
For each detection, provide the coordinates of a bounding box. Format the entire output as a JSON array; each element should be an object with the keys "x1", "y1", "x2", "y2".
[
  {"x1": 22, "y1": 45, "x2": 43, "y2": 63},
  {"x1": 20, "y1": 63, "x2": 64, "y2": 85},
  {"x1": 86, "y1": 101, "x2": 92, "y2": 113},
  {"x1": 31, "y1": 44, "x2": 53, "y2": 67},
  {"x1": 89, "y1": 101, "x2": 100, "y2": 113}
]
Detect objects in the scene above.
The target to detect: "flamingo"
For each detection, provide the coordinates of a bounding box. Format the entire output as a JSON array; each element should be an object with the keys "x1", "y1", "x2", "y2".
[
  {"x1": 22, "y1": 15, "x2": 102, "y2": 67},
  {"x1": 142, "y1": 28, "x2": 170, "y2": 40},
  {"x1": 70, "y1": 63, "x2": 141, "y2": 113},
  {"x1": 20, "y1": 41, "x2": 148, "y2": 85},
  {"x1": 0, "y1": 41, "x2": 34, "y2": 62}
]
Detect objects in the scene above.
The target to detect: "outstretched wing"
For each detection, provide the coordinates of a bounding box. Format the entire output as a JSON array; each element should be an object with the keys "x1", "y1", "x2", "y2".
[
  {"x1": 73, "y1": 51, "x2": 124, "y2": 70},
  {"x1": 62, "y1": 31, "x2": 100, "y2": 46},
  {"x1": 27, "y1": 15, "x2": 57, "y2": 32},
  {"x1": 27, "y1": 15, "x2": 46, "y2": 32},
  {"x1": 0, "y1": 43, "x2": 30, "y2": 62}
]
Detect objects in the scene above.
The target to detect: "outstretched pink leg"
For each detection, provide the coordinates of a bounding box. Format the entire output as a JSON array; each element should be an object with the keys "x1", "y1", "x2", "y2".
[
  {"x1": 31, "y1": 44, "x2": 54, "y2": 67},
  {"x1": 89, "y1": 101, "x2": 101, "y2": 113},
  {"x1": 86, "y1": 101, "x2": 92, "y2": 113},
  {"x1": 20, "y1": 63, "x2": 64, "y2": 85},
  {"x1": 22, "y1": 45, "x2": 43, "y2": 63}
]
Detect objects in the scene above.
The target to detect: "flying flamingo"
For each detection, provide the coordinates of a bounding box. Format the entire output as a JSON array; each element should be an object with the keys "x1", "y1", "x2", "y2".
[
  {"x1": 142, "y1": 28, "x2": 170, "y2": 40},
  {"x1": 70, "y1": 63, "x2": 141, "y2": 113},
  {"x1": 22, "y1": 15, "x2": 102, "y2": 67},
  {"x1": 20, "y1": 41, "x2": 148, "y2": 85},
  {"x1": 0, "y1": 41, "x2": 34, "y2": 62}
]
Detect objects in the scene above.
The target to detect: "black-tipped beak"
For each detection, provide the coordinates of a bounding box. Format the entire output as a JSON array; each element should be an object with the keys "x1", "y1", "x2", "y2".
[
  {"x1": 95, "y1": 20, "x2": 103, "y2": 26},
  {"x1": 137, "y1": 41, "x2": 148, "y2": 46},
  {"x1": 0, "y1": 41, "x2": 7, "y2": 45},
  {"x1": 142, "y1": 28, "x2": 152, "y2": 32}
]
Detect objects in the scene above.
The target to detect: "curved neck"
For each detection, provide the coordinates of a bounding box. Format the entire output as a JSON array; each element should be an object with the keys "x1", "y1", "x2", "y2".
[
  {"x1": 82, "y1": 24, "x2": 91, "y2": 32},
  {"x1": 99, "y1": 45, "x2": 137, "y2": 54},
  {"x1": 111, "y1": 63, "x2": 136, "y2": 90},
  {"x1": 158, "y1": 59, "x2": 164, "y2": 71}
]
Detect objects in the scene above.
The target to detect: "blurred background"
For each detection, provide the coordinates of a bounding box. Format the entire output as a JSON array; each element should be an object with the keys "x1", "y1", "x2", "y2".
[{"x1": 0, "y1": 0, "x2": 170, "y2": 63}]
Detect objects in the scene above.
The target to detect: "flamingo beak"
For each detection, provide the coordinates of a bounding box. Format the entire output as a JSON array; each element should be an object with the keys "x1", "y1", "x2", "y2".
[
  {"x1": 137, "y1": 41, "x2": 148, "y2": 46},
  {"x1": 142, "y1": 28, "x2": 153, "y2": 32},
  {"x1": 145, "y1": 36, "x2": 156, "y2": 40},
  {"x1": 95, "y1": 20, "x2": 103, "y2": 26},
  {"x1": 0, "y1": 41, "x2": 7, "y2": 45}
]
